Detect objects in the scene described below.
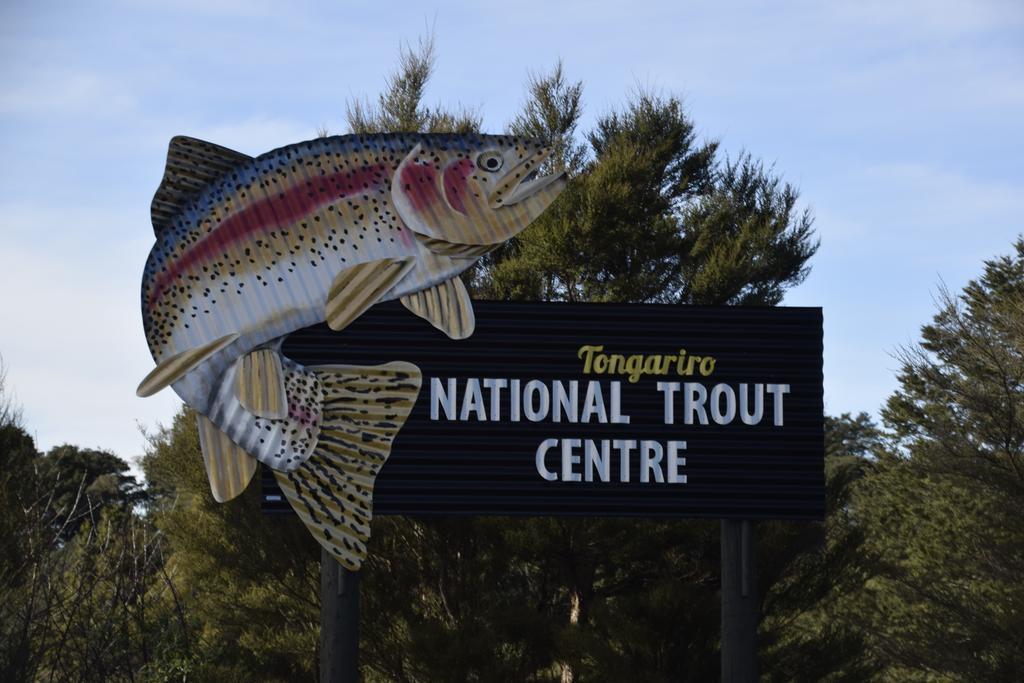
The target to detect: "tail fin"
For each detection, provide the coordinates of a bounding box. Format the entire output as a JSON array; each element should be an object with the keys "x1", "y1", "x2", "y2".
[{"x1": 272, "y1": 361, "x2": 422, "y2": 570}]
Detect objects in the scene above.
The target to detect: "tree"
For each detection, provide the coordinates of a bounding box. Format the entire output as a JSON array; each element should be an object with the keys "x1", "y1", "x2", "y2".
[
  {"x1": 345, "y1": 33, "x2": 480, "y2": 136},
  {"x1": 759, "y1": 413, "x2": 881, "y2": 682},
  {"x1": 0, "y1": 356, "x2": 22, "y2": 429},
  {"x1": 38, "y1": 444, "x2": 145, "y2": 540},
  {"x1": 850, "y1": 240, "x2": 1024, "y2": 680},
  {"x1": 0, "y1": 423, "x2": 43, "y2": 682},
  {"x1": 0, "y1": 401, "x2": 182, "y2": 681},
  {"x1": 473, "y1": 64, "x2": 817, "y2": 682},
  {"x1": 123, "y1": 39, "x2": 820, "y2": 682},
  {"x1": 508, "y1": 61, "x2": 588, "y2": 176},
  {"x1": 475, "y1": 84, "x2": 815, "y2": 305},
  {"x1": 762, "y1": 241, "x2": 1024, "y2": 681},
  {"x1": 141, "y1": 408, "x2": 322, "y2": 682}
]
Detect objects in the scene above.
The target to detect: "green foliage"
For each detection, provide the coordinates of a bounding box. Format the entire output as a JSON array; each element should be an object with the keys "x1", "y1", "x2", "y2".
[
  {"x1": 346, "y1": 33, "x2": 481, "y2": 136},
  {"x1": 0, "y1": 422, "x2": 182, "y2": 683},
  {"x1": 763, "y1": 243, "x2": 1024, "y2": 681},
  {"x1": 760, "y1": 414, "x2": 881, "y2": 682},
  {"x1": 678, "y1": 154, "x2": 816, "y2": 306},
  {"x1": 142, "y1": 408, "x2": 321, "y2": 682},
  {"x1": 339, "y1": 50, "x2": 820, "y2": 681},
  {"x1": 475, "y1": 70, "x2": 816, "y2": 306},
  {"x1": 39, "y1": 443, "x2": 145, "y2": 539},
  {"x1": 5, "y1": 35, "x2": 1022, "y2": 679},
  {"x1": 0, "y1": 424, "x2": 43, "y2": 682},
  {"x1": 0, "y1": 356, "x2": 22, "y2": 429},
  {"x1": 509, "y1": 61, "x2": 587, "y2": 175},
  {"x1": 850, "y1": 241, "x2": 1024, "y2": 680}
]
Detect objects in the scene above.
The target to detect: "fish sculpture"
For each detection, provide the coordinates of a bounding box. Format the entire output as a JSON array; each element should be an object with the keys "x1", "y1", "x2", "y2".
[{"x1": 137, "y1": 133, "x2": 565, "y2": 568}]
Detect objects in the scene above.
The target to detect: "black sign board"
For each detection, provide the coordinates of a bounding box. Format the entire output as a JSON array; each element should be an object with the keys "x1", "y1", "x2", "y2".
[{"x1": 264, "y1": 301, "x2": 824, "y2": 520}]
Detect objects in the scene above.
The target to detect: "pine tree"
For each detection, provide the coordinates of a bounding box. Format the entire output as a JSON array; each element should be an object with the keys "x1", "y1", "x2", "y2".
[
  {"x1": 759, "y1": 413, "x2": 881, "y2": 682},
  {"x1": 762, "y1": 241, "x2": 1024, "y2": 681},
  {"x1": 851, "y1": 240, "x2": 1024, "y2": 680},
  {"x1": 345, "y1": 33, "x2": 480, "y2": 136},
  {"x1": 474, "y1": 80, "x2": 815, "y2": 305}
]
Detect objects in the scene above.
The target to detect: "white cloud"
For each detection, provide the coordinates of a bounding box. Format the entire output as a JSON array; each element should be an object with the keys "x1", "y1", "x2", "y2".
[
  {"x1": 0, "y1": 68, "x2": 137, "y2": 116},
  {"x1": 860, "y1": 162, "x2": 1024, "y2": 234},
  {"x1": 824, "y1": 0, "x2": 1024, "y2": 36},
  {"x1": 110, "y1": 0, "x2": 279, "y2": 17}
]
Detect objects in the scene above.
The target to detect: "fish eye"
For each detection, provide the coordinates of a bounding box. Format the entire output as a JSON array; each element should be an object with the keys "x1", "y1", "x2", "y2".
[{"x1": 476, "y1": 151, "x2": 504, "y2": 173}]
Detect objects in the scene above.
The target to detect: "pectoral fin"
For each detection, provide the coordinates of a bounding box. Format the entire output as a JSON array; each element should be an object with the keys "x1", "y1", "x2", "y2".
[
  {"x1": 196, "y1": 414, "x2": 257, "y2": 503},
  {"x1": 235, "y1": 349, "x2": 288, "y2": 419},
  {"x1": 325, "y1": 257, "x2": 415, "y2": 331},
  {"x1": 136, "y1": 332, "x2": 239, "y2": 398},
  {"x1": 400, "y1": 276, "x2": 475, "y2": 340}
]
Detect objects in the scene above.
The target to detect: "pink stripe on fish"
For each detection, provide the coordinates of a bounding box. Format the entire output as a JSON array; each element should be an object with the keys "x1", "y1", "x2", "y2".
[
  {"x1": 148, "y1": 163, "x2": 389, "y2": 308},
  {"x1": 400, "y1": 162, "x2": 440, "y2": 212}
]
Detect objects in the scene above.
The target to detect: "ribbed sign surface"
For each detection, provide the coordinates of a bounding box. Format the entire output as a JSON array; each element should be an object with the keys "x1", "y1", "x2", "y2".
[{"x1": 263, "y1": 301, "x2": 824, "y2": 520}]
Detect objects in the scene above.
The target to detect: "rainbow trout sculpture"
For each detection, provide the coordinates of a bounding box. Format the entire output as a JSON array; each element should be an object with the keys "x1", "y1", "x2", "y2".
[{"x1": 138, "y1": 134, "x2": 565, "y2": 569}]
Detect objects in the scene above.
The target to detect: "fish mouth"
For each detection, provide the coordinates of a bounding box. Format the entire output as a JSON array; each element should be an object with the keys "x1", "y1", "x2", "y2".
[{"x1": 488, "y1": 147, "x2": 566, "y2": 209}]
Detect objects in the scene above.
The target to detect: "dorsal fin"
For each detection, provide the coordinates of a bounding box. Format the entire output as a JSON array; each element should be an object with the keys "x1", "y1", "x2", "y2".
[{"x1": 150, "y1": 136, "x2": 252, "y2": 237}]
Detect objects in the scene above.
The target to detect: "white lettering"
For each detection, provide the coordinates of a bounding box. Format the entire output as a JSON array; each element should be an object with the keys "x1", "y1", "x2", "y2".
[
  {"x1": 431, "y1": 377, "x2": 457, "y2": 420},
  {"x1": 483, "y1": 378, "x2": 508, "y2": 420},
  {"x1": 584, "y1": 439, "x2": 611, "y2": 482},
  {"x1": 536, "y1": 438, "x2": 559, "y2": 481},
  {"x1": 581, "y1": 381, "x2": 608, "y2": 423},
  {"x1": 684, "y1": 383, "x2": 709, "y2": 425},
  {"x1": 610, "y1": 381, "x2": 631, "y2": 424},
  {"x1": 767, "y1": 383, "x2": 790, "y2": 426},
  {"x1": 561, "y1": 438, "x2": 582, "y2": 482},
  {"x1": 710, "y1": 384, "x2": 736, "y2": 425},
  {"x1": 667, "y1": 441, "x2": 687, "y2": 483},
  {"x1": 553, "y1": 381, "x2": 579, "y2": 423},
  {"x1": 657, "y1": 381, "x2": 680, "y2": 424},
  {"x1": 738, "y1": 383, "x2": 763, "y2": 425},
  {"x1": 640, "y1": 440, "x2": 664, "y2": 483},
  {"x1": 613, "y1": 439, "x2": 637, "y2": 482},
  {"x1": 510, "y1": 379, "x2": 521, "y2": 421},
  {"x1": 460, "y1": 378, "x2": 487, "y2": 421},
  {"x1": 524, "y1": 380, "x2": 550, "y2": 421}
]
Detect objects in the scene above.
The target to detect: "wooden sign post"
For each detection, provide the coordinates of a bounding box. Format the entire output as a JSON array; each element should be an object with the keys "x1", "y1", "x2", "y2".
[
  {"x1": 320, "y1": 549, "x2": 360, "y2": 683},
  {"x1": 721, "y1": 519, "x2": 758, "y2": 682}
]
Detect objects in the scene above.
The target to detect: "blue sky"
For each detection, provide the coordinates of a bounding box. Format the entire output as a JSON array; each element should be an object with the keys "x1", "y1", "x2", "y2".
[{"x1": 1, "y1": 0, "x2": 1021, "y2": 466}]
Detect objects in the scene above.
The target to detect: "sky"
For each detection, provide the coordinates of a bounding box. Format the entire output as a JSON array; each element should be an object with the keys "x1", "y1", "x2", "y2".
[{"x1": 0, "y1": 0, "x2": 1021, "y2": 470}]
